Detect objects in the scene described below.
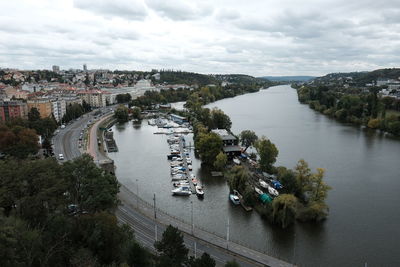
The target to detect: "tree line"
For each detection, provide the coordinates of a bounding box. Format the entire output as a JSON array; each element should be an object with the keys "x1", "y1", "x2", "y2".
[{"x1": 296, "y1": 85, "x2": 400, "y2": 136}]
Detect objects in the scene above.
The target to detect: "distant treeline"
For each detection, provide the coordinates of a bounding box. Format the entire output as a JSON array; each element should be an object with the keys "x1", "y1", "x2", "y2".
[{"x1": 296, "y1": 85, "x2": 400, "y2": 136}]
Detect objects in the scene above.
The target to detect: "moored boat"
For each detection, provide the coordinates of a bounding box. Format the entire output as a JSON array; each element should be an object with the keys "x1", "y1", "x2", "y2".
[
  {"x1": 267, "y1": 186, "x2": 279, "y2": 197},
  {"x1": 229, "y1": 194, "x2": 240, "y2": 205},
  {"x1": 195, "y1": 185, "x2": 204, "y2": 198},
  {"x1": 172, "y1": 186, "x2": 192, "y2": 196},
  {"x1": 259, "y1": 179, "x2": 269, "y2": 189},
  {"x1": 254, "y1": 187, "x2": 264, "y2": 195}
]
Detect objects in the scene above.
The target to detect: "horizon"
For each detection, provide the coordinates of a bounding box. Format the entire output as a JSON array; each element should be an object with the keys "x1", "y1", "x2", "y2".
[{"x1": 1, "y1": 0, "x2": 400, "y2": 76}]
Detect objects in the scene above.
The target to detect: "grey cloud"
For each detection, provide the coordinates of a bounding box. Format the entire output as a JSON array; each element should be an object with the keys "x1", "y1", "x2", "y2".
[
  {"x1": 216, "y1": 9, "x2": 241, "y2": 21},
  {"x1": 73, "y1": 0, "x2": 147, "y2": 20},
  {"x1": 145, "y1": 0, "x2": 213, "y2": 21}
]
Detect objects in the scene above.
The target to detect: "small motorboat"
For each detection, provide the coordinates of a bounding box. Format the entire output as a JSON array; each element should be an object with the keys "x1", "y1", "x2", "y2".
[
  {"x1": 259, "y1": 179, "x2": 269, "y2": 189},
  {"x1": 191, "y1": 178, "x2": 198, "y2": 186},
  {"x1": 172, "y1": 186, "x2": 192, "y2": 196},
  {"x1": 188, "y1": 164, "x2": 193, "y2": 171},
  {"x1": 254, "y1": 187, "x2": 264, "y2": 195},
  {"x1": 195, "y1": 185, "x2": 204, "y2": 198},
  {"x1": 268, "y1": 186, "x2": 279, "y2": 197},
  {"x1": 173, "y1": 181, "x2": 190, "y2": 187},
  {"x1": 271, "y1": 180, "x2": 283, "y2": 189},
  {"x1": 229, "y1": 194, "x2": 240, "y2": 205}
]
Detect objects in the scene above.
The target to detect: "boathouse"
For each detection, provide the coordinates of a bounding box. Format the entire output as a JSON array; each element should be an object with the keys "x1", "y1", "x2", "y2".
[
  {"x1": 170, "y1": 114, "x2": 188, "y2": 124},
  {"x1": 211, "y1": 129, "x2": 242, "y2": 158}
]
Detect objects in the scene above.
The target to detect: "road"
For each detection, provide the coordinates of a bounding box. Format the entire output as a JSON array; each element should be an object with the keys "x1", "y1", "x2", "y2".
[
  {"x1": 52, "y1": 106, "x2": 114, "y2": 161},
  {"x1": 53, "y1": 108, "x2": 293, "y2": 267}
]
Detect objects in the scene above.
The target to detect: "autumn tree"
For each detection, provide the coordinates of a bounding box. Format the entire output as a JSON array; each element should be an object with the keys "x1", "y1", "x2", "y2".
[{"x1": 272, "y1": 194, "x2": 298, "y2": 228}]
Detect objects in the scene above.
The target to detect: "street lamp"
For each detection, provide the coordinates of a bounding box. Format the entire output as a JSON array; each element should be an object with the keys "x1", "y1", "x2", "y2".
[
  {"x1": 191, "y1": 201, "x2": 194, "y2": 235},
  {"x1": 136, "y1": 179, "x2": 139, "y2": 208}
]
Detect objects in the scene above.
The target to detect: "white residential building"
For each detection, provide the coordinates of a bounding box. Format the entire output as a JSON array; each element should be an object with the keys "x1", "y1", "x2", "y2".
[{"x1": 52, "y1": 99, "x2": 66, "y2": 122}]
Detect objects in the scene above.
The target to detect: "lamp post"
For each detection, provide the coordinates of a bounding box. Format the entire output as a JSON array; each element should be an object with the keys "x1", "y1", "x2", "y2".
[
  {"x1": 191, "y1": 201, "x2": 194, "y2": 235},
  {"x1": 136, "y1": 179, "x2": 139, "y2": 208},
  {"x1": 153, "y1": 193, "x2": 156, "y2": 220}
]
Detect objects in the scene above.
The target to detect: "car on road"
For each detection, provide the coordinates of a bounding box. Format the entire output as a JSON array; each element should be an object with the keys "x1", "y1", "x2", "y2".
[
  {"x1": 61, "y1": 124, "x2": 66, "y2": 129},
  {"x1": 58, "y1": 153, "x2": 64, "y2": 160}
]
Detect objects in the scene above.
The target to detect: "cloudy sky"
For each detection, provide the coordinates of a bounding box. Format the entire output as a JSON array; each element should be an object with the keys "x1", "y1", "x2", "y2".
[{"x1": 1, "y1": 0, "x2": 399, "y2": 76}]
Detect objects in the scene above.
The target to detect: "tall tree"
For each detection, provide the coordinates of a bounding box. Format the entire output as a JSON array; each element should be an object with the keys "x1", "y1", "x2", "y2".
[
  {"x1": 239, "y1": 130, "x2": 258, "y2": 152},
  {"x1": 28, "y1": 107, "x2": 41, "y2": 121},
  {"x1": 62, "y1": 154, "x2": 120, "y2": 213},
  {"x1": 114, "y1": 105, "x2": 129, "y2": 123},
  {"x1": 272, "y1": 194, "x2": 298, "y2": 228},
  {"x1": 189, "y1": 252, "x2": 216, "y2": 267},
  {"x1": 154, "y1": 225, "x2": 189, "y2": 266},
  {"x1": 255, "y1": 136, "x2": 278, "y2": 173},
  {"x1": 196, "y1": 132, "x2": 223, "y2": 166},
  {"x1": 210, "y1": 108, "x2": 232, "y2": 130}
]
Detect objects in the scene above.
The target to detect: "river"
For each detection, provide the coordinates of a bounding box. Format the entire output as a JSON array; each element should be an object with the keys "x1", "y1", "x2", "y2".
[{"x1": 109, "y1": 85, "x2": 400, "y2": 266}]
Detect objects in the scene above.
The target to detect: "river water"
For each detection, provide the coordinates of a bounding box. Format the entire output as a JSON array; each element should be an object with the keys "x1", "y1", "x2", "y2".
[{"x1": 109, "y1": 85, "x2": 400, "y2": 266}]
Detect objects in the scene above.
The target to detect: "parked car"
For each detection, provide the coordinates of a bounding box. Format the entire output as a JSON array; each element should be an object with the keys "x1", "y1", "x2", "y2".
[{"x1": 58, "y1": 153, "x2": 64, "y2": 160}]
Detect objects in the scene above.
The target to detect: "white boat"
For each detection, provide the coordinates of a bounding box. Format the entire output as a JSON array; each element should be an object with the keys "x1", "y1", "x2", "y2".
[
  {"x1": 254, "y1": 187, "x2": 264, "y2": 195},
  {"x1": 173, "y1": 181, "x2": 190, "y2": 187},
  {"x1": 259, "y1": 179, "x2": 269, "y2": 189},
  {"x1": 188, "y1": 164, "x2": 193, "y2": 171},
  {"x1": 268, "y1": 186, "x2": 279, "y2": 197},
  {"x1": 195, "y1": 185, "x2": 204, "y2": 198},
  {"x1": 229, "y1": 194, "x2": 240, "y2": 205},
  {"x1": 172, "y1": 186, "x2": 192, "y2": 196}
]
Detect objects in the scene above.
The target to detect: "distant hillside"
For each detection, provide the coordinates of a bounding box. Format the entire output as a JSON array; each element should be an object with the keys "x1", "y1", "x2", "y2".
[
  {"x1": 158, "y1": 70, "x2": 219, "y2": 86},
  {"x1": 215, "y1": 74, "x2": 273, "y2": 86},
  {"x1": 313, "y1": 68, "x2": 400, "y2": 86},
  {"x1": 259, "y1": 76, "x2": 315, "y2": 82}
]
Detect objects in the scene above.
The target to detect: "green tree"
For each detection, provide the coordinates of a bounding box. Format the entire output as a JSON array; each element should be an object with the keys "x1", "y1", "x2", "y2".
[
  {"x1": 224, "y1": 260, "x2": 240, "y2": 267},
  {"x1": 28, "y1": 107, "x2": 41, "y2": 121},
  {"x1": 276, "y1": 167, "x2": 299, "y2": 195},
  {"x1": 272, "y1": 194, "x2": 298, "y2": 228},
  {"x1": 62, "y1": 154, "x2": 120, "y2": 213},
  {"x1": 127, "y1": 241, "x2": 152, "y2": 267},
  {"x1": 131, "y1": 107, "x2": 142, "y2": 120},
  {"x1": 226, "y1": 165, "x2": 249, "y2": 193},
  {"x1": 239, "y1": 130, "x2": 258, "y2": 152},
  {"x1": 155, "y1": 225, "x2": 189, "y2": 267},
  {"x1": 114, "y1": 105, "x2": 129, "y2": 123},
  {"x1": 189, "y1": 252, "x2": 216, "y2": 267},
  {"x1": 196, "y1": 132, "x2": 223, "y2": 166},
  {"x1": 210, "y1": 108, "x2": 232, "y2": 130},
  {"x1": 255, "y1": 136, "x2": 278, "y2": 173},
  {"x1": 213, "y1": 151, "x2": 227, "y2": 171}
]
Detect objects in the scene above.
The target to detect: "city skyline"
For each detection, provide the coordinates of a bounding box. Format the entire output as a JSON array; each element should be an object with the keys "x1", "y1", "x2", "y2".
[{"x1": 1, "y1": 0, "x2": 399, "y2": 76}]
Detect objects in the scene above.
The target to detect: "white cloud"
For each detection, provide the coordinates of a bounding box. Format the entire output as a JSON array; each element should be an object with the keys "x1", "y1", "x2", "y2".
[{"x1": 0, "y1": 0, "x2": 399, "y2": 76}]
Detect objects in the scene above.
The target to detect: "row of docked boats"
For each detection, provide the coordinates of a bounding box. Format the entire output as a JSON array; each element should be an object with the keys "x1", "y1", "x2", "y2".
[{"x1": 166, "y1": 134, "x2": 203, "y2": 198}]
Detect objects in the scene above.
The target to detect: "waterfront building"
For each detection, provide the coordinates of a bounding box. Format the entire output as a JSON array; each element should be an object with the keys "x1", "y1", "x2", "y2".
[{"x1": 211, "y1": 129, "x2": 242, "y2": 158}]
